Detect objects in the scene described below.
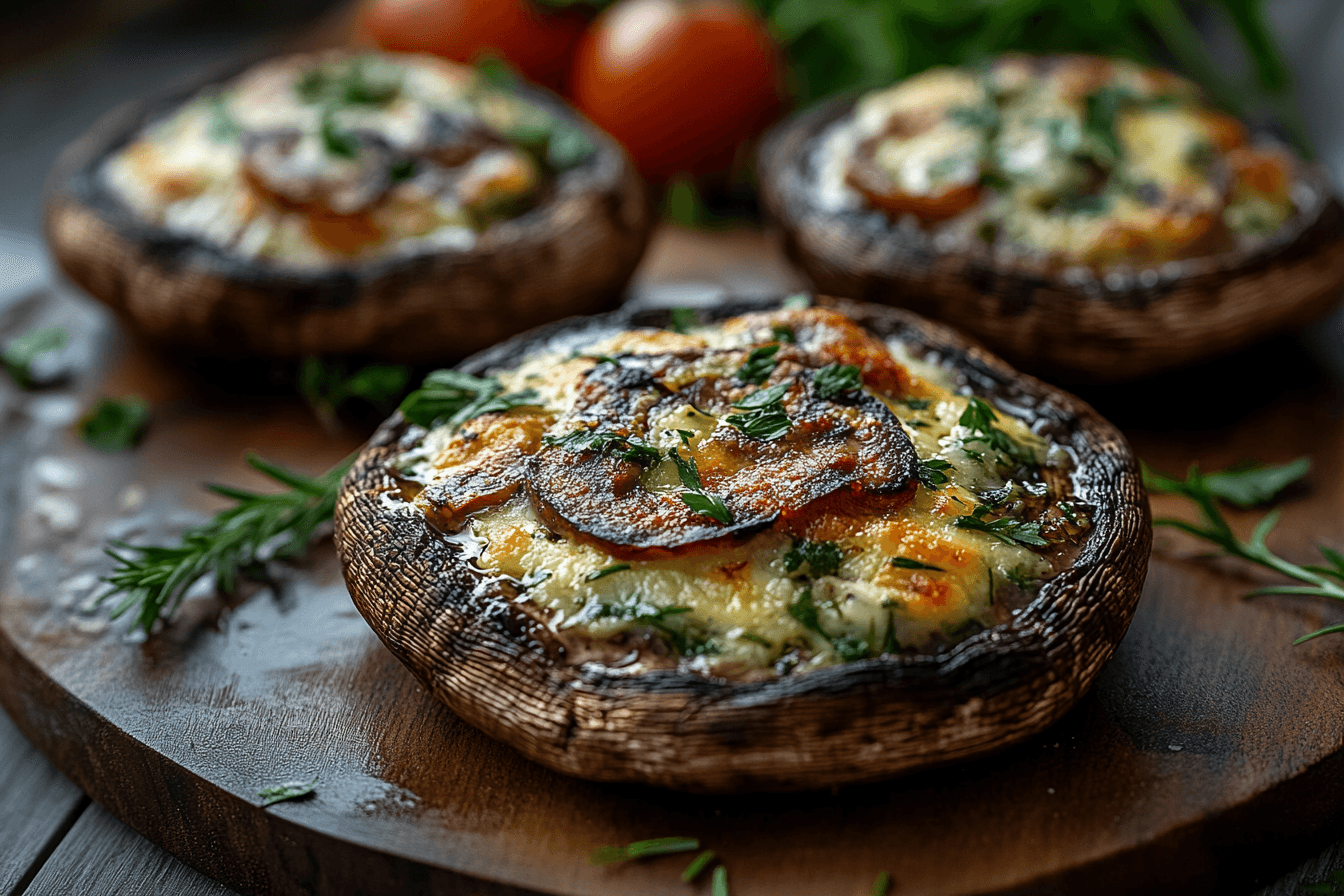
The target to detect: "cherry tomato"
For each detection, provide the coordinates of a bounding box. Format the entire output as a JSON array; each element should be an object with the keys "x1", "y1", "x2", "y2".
[
  {"x1": 356, "y1": 0, "x2": 588, "y2": 92},
  {"x1": 568, "y1": 0, "x2": 783, "y2": 180}
]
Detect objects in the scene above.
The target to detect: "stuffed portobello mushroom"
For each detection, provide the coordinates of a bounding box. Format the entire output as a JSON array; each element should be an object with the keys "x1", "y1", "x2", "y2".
[
  {"x1": 334, "y1": 295, "x2": 1149, "y2": 792},
  {"x1": 760, "y1": 55, "x2": 1344, "y2": 382},
  {"x1": 46, "y1": 49, "x2": 652, "y2": 360}
]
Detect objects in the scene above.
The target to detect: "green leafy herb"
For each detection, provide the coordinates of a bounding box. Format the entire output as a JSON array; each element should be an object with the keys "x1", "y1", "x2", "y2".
[
  {"x1": 871, "y1": 869, "x2": 892, "y2": 896},
  {"x1": 544, "y1": 429, "x2": 661, "y2": 466},
  {"x1": 79, "y1": 396, "x2": 150, "y2": 452},
  {"x1": 670, "y1": 448, "x2": 734, "y2": 525},
  {"x1": 258, "y1": 776, "x2": 318, "y2": 807},
  {"x1": 813, "y1": 363, "x2": 862, "y2": 400},
  {"x1": 737, "y1": 632, "x2": 773, "y2": 648},
  {"x1": 400, "y1": 369, "x2": 543, "y2": 431},
  {"x1": 319, "y1": 107, "x2": 360, "y2": 158},
  {"x1": 389, "y1": 158, "x2": 417, "y2": 181},
  {"x1": 954, "y1": 505, "x2": 1049, "y2": 547},
  {"x1": 725, "y1": 385, "x2": 791, "y2": 440},
  {"x1": 544, "y1": 119, "x2": 595, "y2": 170},
  {"x1": 207, "y1": 94, "x2": 241, "y2": 142},
  {"x1": 1081, "y1": 84, "x2": 1133, "y2": 167},
  {"x1": 916, "y1": 457, "x2": 953, "y2": 489},
  {"x1": 712, "y1": 864, "x2": 729, "y2": 896},
  {"x1": 101, "y1": 453, "x2": 351, "y2": 635},
  {"x1": 891, "y1": 556, "x2": 943, "y2": 571},
  {"x1": 771, "y1": 324, "x2": 796, "y2": 343},
  {"x1": 958, "y1": 397, "x2": 1031, "y2": 465},
  {"x1": 735, "y1": 344, "x2": 780, "y2": 385},
  {"x1": 781, "y1": 293, "x2": 810, "y2": 310},
  {"x1": 784, "y1": 540, "x2": 844, "y2": 577},
  {"x1": 668, "y1": 307, "x2": 698, "y2": 334},
  {"x1": 1143, "y1": 458, "x2": 1344, "y2": 643},
  {"x1": 682, "y1": 849, "x2": 717, "y2": 883},
  {"x1": 299, "y1": 357, "x2": 410, "y2": 431},
  {"x1": 902, "y1": 397, "x2": 931, "y2": 411},
  {"x1": 296, "y1": 57, "x2": 400, "y2": 107},
  {"x1": 586, "y1": 563, "x2": 630, "y2": 582},
  {"x1": 589, "y1": 836, "x2": 700, "y2": 866},
  {"x1": 832, "y1": 634, "x2": 870, "y2": 662},
  {"x1": 788, "y1": 589, "x2": 826, "y2": 638},
  {"x1": 2, "y1": 325, "x2": 67, "y2": 389},
  {"x1": 1005, "y1": 567, "x2": 1037, "y2": 589}
]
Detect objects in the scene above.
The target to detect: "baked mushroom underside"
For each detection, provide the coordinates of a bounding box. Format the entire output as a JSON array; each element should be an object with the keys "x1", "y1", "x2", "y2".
[
  {"x1": 334, "y1": 296, "x2": 1150, "y2": 792},
  {"x1": 760, "y1": 96, "x2": 1344, "y2": 383}
]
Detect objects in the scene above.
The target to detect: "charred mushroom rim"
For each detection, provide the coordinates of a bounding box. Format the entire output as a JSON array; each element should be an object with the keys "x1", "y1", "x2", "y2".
[
  {"x1": 759, "y1": 54, "x2": 1344, "y2": 382},
  {"x1": 45, "y1": 50, "x2": 652, "y2": 360},
  {"x1": 334, "y1": 296, "x2": 1149, "y2": 791}
]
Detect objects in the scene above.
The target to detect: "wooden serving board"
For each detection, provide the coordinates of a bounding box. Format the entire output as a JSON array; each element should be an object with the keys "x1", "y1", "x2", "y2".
[{"x1": 2, "y1": 228, "x2": 1344, "y2": 896}]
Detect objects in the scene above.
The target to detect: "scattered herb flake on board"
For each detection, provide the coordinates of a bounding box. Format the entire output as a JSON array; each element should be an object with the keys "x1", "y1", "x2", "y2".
[
  {"x1": 101, "y1": 453, "x2": 351, "y2": 635},
  {"x1": 813, "y1": 363, "x2": 862, "y2": 400},
  {"x1": 891, "y1": 557, "x2": 943, "y2": 571},
  {"x1": 586, "y1": 563, "x2": 630, "y2": 581},
  {"x1": 79, "y1": 396, "x2": 150, "y2": 452},
  {"x1": 871, "y1": 869, "x2": 892, "y2": 896},
  {"x1": 2, "y1": 325, "x2": 67, "y2": 389},
  {"x1": 682, "y1": 849, "x2": 717, "y2": 882},
  {"x1": 589, "y1": 836, "x2": 700, "y2": 866},
  {"x1": 258, "y1": 776, "x2": 318, "y2": 807},
  {"x1": 735, "y1": 344, "x2": 780, "y2": 384},
  {"x1": 784, "y1": 540, "x2": 843, "y2": 577},
  {"x1": 1143, "y1": 458, "x2": 1344, "y2": 643},
  {"x1": 916, "y1": 458, "x2": 953, "y2": 489}
]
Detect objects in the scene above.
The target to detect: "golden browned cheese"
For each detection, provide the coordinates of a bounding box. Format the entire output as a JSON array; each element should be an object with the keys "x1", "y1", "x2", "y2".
[
  {"x1": 396, "y1": 308, "x2": 1091, "y2": 675},
  {"x1": 824, "y1": 55, "x2": 1295, "y2": 266}
]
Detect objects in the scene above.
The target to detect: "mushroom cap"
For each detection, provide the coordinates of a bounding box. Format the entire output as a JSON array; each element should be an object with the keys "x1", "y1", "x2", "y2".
[
  {"x1": 759, "y1": 92, "x2": 1344, "y2": 383},
  {"x1": 334, "y1": 296, "x2": 1151, "y2": 792},
  {"x1": 45, "y1": 58, "x2": 653, "y2": 362}
]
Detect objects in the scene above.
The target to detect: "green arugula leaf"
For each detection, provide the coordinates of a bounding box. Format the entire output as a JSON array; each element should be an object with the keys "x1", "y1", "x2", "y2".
[
  {"x1": 784, "y1": 540, "x2": 844, "y2": 577},
  {"x1": 79, "y1": 396, "x2": 150, "y2": 452},
  {"x1": 813, "y1": 363, "x2": 862, "y2": 400},
  {"x1": 735, "y1": 344, "x2": 780, "y2": 385},
  {"x1": 2, "y1": 325, "x2": 67, "y2": 389},
  {"x1": 259, "y1": 776, "x2": 318, "y2": 807}
]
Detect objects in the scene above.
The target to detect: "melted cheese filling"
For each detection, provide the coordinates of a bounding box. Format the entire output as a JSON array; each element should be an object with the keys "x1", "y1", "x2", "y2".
[
  {"x1": 103, "y1": 52, "x2": 570, "y2": 266},
  {"x1": 816, "y1": 55, "x2": 1297, "y2": 267},
  {"x1": 395, "y1": 309, "x2": 1089, "y2": 675}
]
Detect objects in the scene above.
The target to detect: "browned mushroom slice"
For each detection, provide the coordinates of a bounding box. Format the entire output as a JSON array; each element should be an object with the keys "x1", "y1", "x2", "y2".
[
  {"x1": 527, "y1": 352, "x2": 917, "y2": 560},
  {"x1": 242, "y1": 127, "x2": 395, "y2": 215},
  {"x1": 413, "y1": 411, "x2": 548, "y2": 532},
  {"x1": 421, "y1": 110, "x2": 503, "y2": 168}
]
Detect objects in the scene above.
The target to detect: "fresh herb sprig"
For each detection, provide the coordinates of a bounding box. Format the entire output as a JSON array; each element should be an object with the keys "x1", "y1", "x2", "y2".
[
  {"x1": 813, "y1": 363, "x2": 862, "y2": 400},
  {"x1": 957, "y1": 397, "x2": 1032, "y2": 465},
  {"x1": 916, "y1": 457, "x2": 953, "y2": 489},
  {"x1": 725, "y1": 383, "x2": 791, "y2": 440},
  {"x1": 784, "y1": 540, "x2": 843, "y2": 577},
  {"x1": 399, "y1": 369, "x2": 542, "y2": 431},
  {"x1": 589, "y1": 834, "x2": 702, "y2": 866},
  {"x1": 953, "y1": 505, "x2": 1049, "y2": 547},
  {"x1": 1144, "y1": 458, "x2": 1344, "y2": 643},
  {"x1": 101, "y1": 453, "x2": 351, "y2": 635}
]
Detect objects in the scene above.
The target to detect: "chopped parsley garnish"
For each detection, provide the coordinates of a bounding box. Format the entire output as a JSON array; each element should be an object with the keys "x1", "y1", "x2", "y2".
[
  {"x1": 591, "y1": 600, "x2": 717, "y2": 657},
  {"x1": 2, "y1": 325, "x2": 67, "y2": 389},
  {"x1": 589, "y1": 836, "x2": 700, "y2": 867},
  {"x1": 669, "y1": 448, "x2": 734, "y2": 525},
  {"x1": 735, "y1": 344, "x2": 779, "y2": 385},
  {"x1": 319, "y1": 108, "x2": 360, "y2": 158},
  {"x1": 1081, "y1": 84, "x2": 1134, "y2": 169},
  {"x1": 784, "y1": 540, "x2": 843, "y2": 577},
  {"x1": 787, "y1": 589, "x2": 826, "y2": 637},
  {"x1": 668, "y1": 307, "x2": 698, "y2": 334},
  {"x1": 585, "y1": 564, "x2": 630, "y2": 582},
  {"x1": 79, "y1": 396, "x2": 150, "y2": 452},
  {"x1": 737, "y1": 632, "x2": 773, "y2": 648},
  {"x1": 544, "y1": 429, "x2": 661, "y2": 466},
  {"x1": 682, "y1": 850, "x2": 718, "y2": 883},
  {"x1": 389, "y1": 158, "x2": 416, "y2": 181},
  {"x1": 916, "y1": 457, "x2": 953, "y2": 489},
  {"x1": 771, "y1": 324, "x2": 796, "y2": 343},
  {"x1": 258, "y1": 776, "x2": 318, "y2": 807},
  {"x1": 400, "y1": 369, "x2": 543, "y2": 430},
  {"x1": 295, "y1": 58, "x2": 400, "y2": 107},
  {"x1": 958, "y1": 397, "x2": 1032, "y2": 465},
  {"x1": 813, "y1": 363, "x2": 862, "y2": 400},
  {"x1": 725, "y1": 384, "x2": 791, "y2": 440},
  {"x1": 902, "y1": 397, "x2": 931, "y2": 410},
  {"x1": 891, "y1": 557, "x2": 943, "y2": 571},
  {"x1": 953, "y1": 505, "x2": 1049, "y2": 547}
]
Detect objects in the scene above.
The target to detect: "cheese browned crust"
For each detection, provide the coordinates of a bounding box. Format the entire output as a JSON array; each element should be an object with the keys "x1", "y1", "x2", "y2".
[{"x1": 391, "y1": 306, "x2": 1092, "y2": 677}]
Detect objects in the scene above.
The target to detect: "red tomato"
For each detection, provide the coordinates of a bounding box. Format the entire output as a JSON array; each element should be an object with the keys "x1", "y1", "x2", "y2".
[
  {"x1": 356, "y1": 0, "x2": 588, "y2": 92},
  {"x1": 568, "y1": 0, "x2": 783, "y2": 180}
]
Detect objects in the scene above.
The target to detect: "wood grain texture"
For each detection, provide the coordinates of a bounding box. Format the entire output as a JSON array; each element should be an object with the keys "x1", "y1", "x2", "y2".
[
  {"x1": 23, "y1": 803, "x2": 237, "y2": 896},
  {"x1": 0, "y1": 232, "x2": 1343, "y2": 894},
  {"x1": 44, "y1": 56, "x2": 654, "y2": 362},
  {"x1": 333, "y1": 296, "x2": 1151, "y2": 791},
  {"x1": 758, "y1": 93, "x2": 1344, "y2": 383},
  {"x1": 0, "y1": 710, "x2": 86, "y2": 896}
]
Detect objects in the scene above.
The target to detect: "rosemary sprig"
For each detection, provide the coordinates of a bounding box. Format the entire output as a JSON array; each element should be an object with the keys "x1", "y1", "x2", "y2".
[
  {"x1": 1143, "y1": 458, "x2": 1343, "y2": 643},
  {"x1": 589, "y1": 836, "x2": 700, "y2": 866},
  {"x1": 101, "y1": 453, "x2": 351, "y2": 635}
]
